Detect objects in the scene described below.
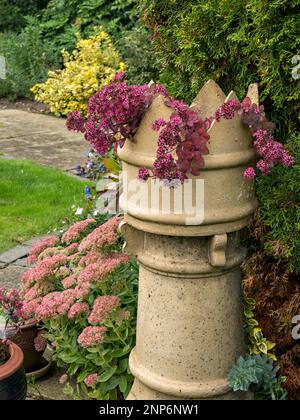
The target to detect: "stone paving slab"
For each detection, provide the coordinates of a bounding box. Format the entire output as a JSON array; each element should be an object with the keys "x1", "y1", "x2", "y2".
[
  {"x1": 24, "y1": 235, "x2": 49, "y2": 246},
  {"x1": 0, "y1": 245, "x2": 29, "y2": 264},
  {"x1": 13, "y1": 257, "x2": 29, "y2": 267},
  {"x1": 0, "y1": 236, "x2": 51, "y2": 282},
  {"x1": 0, "y1": 265, "x2": 27, "y2": 289},
  {"x1": 0, "y1": 235, "x2": 52, "y2": 265},
  {"x1": 28, "y1": 365, "x2": 72, "y2": 401},
  {"x1": 0, "y1": 109, "x2": 88, "y2": 171}
]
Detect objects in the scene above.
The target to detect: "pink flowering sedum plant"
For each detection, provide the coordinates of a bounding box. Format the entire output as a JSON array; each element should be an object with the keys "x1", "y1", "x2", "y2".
[
  {"x1": 21, "y1": 215, "x2": 138, "y2": 400},
  {"x1": 67, "y1": 73, "x2": 294, "y2": 184}
]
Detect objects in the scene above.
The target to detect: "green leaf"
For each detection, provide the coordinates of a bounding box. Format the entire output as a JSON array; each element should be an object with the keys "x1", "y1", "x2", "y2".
[
  {"x1": 77, "y1": 370, "x2": 91, "y2": 383},
  {"x1": 102, "y1": 158, "x2": 121, "y2": 174},
  {"x1": 98, "y1": 366, "x2": 118, "y2": 383},
  {"x1": 111, "y1": 346, "x2": 131, "y2": 358},
  {"x1": 247, "y1": 319, "x2": 259, "y2": 327},
  {"x1": 104, "y1": 376, "x2": 119, "y2": 391},
  {"x1": 59, "y1": 352, "x2": 80, "y2": 364},
  {"x1": 118, "y1": 375, "x2": 127, "y2": 394}
]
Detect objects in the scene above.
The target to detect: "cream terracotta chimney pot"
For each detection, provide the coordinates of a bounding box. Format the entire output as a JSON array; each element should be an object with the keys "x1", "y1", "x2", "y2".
[{"x1": 118, "y1": 80, "x2": 258, "y2": 400}]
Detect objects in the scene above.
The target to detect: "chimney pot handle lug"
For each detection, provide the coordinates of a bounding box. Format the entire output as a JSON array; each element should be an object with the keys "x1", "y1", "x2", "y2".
[{"x1": 208, "y1": 234, "x2": 228, "y2": 267}]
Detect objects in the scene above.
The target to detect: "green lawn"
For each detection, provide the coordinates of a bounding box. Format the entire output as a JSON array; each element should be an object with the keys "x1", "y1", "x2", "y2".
[{"x1": 0, "y1": 159, "x2": 87, "y2": 252}]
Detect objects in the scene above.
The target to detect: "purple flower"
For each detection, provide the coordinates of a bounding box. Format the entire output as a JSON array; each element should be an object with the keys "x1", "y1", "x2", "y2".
[
  {"x1": 152, "y1": 118, "x2": 167, "y2": 131},
  {"x1": 112, "y1": 72, "x2": 125, "y2": 82},
  {"x1": 214, "y1": 99, "x2": 241, "y2": 121},
  {"x1": 66, "y1": 74, "x2": 294, "y2": 185},
  {"x1": 138, "y1": 167, "x2": 150, "y2": 182},
  {"x1": 281, "y1": 152, "x2": 295, "y2": 167},
  {"x1": 66, "y1": 110, "x2": 85, "y2": 133},
  {"x1": 256, "y1": 160, "x2": 271, "y2": 175},
  {"x1": 243, "y1": 167, "x2": 256, "y2": 180}
]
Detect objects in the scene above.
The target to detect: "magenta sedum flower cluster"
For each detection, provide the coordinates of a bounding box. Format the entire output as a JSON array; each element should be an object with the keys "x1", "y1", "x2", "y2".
[
  {"x1": 151, "y1": 99, "x2": 211, "y2": 182},
  {"x1": 67, "y1": 73, "x2": 294, "y2": 183},
  {"x1": 0, "y1": 288, "x2": 26, "y2": 325},
  {"x1": 67, "y1": 72, "x2": 153, "y2": 155},
  {"x1": 67, "y1": 73, "x2": 211, "y2": 183},
  {"x1": 213, "y1": 97, "x2": 294, "y2": 179}
]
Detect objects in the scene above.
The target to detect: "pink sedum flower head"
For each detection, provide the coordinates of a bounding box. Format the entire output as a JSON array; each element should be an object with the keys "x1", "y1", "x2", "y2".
[
  {"x1": 59, "y1": 374, "x2": 68, "y2": 385},
  {"x1": 84, "y1": 373, "x2": 99, "y2": 388},
  {"x1": 78, "y1": 251, "x2": 99, "y2": 268},
  {"x1": 113, "y1": 72, "x2": 125, "y2": 82},
  {"x1": 62, "y1": 275, "x2": 77, "y2": 290},
  {"x1": 68, "y1": 302, "x2": 89, "y2": 320},
  {"x1": 152, "y1": 118, "x2": 167, "y2": 131},
  {"x1": 35, "y1": 289, "x2": 76, "y2": 320},
  {"x1": 76, "y1": 253, "x2": 129, "y2": 293},
  {"x1": 281, "y1": 153, "x2": 295, "y2": 167},
  {"x1": 23, "y1": 285, "x2": 40, "y2": 303},
  {"x1": 23, "y1": 297, "x2": 42, "y2": 318},
  {"x1": 27, "y1": 235, "x2": 58, "y2": 265},
  {"x1": 21, "y1": 254, "x2": 68, "y2": 299},
  {"x1": 74, "y1": 281, "x2": 91, "y2": 300},
  {"x1": 214, "y1": 99, "x2": 241, "y2": 122},
  {"x1": 34, "y1": 332, "x2": 47, "y2": 352},
  {"x1": 61, "y1": 219, "x2": 95, "y2": 244},
  {"x1": 65, "y1": 243, "x2": 79, "y2": 256},
  {"x1": 256, "y1": 160, "x2": 271, "y2": 176},
  {"x1": 88, "y1": 295, "x2": 120, "y2": 324},
  {"x1": 77, "y1": 326, "x2": 107, "y2": 348},
  {"x1": 78, "y1": 216, "x2": 122, "y2": 253}
]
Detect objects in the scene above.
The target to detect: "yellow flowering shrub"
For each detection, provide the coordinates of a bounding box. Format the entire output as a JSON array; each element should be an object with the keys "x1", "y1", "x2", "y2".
[{"x1": 31, "y1": 31, "x2": 125, "y2": 116}]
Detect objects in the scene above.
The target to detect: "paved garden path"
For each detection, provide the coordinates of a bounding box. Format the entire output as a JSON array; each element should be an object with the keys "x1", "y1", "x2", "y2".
[
  {"x1": 0, "y1": 109, "x2": 88, "y2": 277},
  {"x1": 0, "y1": 236, "x2": 47, "y2": 288},
  {"x1": 0, "y1": 108, "x2": 88, "y2": 290},
  {"x1": 0, "y1": 109, "x2": 86, "y2": 398},
  {"x1": 0, "y1": 109, "x2": 88, "y2": 171}
]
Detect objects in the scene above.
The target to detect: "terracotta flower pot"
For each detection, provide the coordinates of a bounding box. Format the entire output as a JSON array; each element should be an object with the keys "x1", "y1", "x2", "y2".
[
  {"x1": 6, "y1": 321, "x2": 44, "y2": 373},
  {"x1": 0, "y1": 342, "x2": 27, "y2": 400}
]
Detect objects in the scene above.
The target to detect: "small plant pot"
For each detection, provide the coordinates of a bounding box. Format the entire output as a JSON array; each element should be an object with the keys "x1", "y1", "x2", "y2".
[
  {"x1": 6, "y1": 321, "x2": 44, "y2": 373},
  {"x1": 0, "y1": 342, "x2": 27, "y2": 400}
]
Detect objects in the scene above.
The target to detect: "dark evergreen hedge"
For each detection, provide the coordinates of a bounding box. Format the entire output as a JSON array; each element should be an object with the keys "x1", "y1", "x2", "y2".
[{"x1": 138, "y1": 0, "x2": 300, "y2": 273}]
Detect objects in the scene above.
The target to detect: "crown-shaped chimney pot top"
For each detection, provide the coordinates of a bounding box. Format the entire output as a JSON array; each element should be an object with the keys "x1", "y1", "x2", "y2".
[
  {"x1": 118, "y1": 80, "x2": 259, "y2": 167},
  {"x1": 246, "y1": 83, "x2": 259, "y2": 106},
  {"x1": 191, "y1": 79, "x2": 226, "y2": 119}
]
